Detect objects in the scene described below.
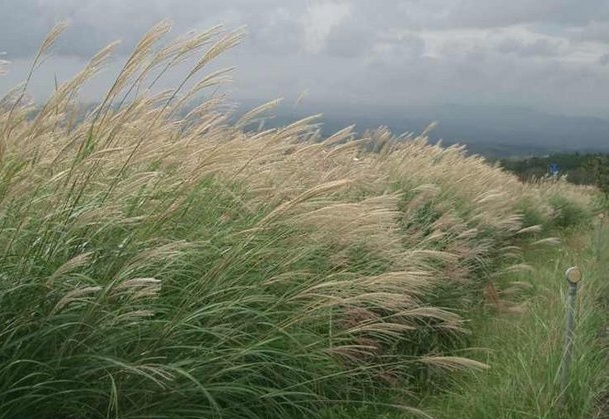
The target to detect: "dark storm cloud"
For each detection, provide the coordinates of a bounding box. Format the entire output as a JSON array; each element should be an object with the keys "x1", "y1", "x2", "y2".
[
  {"x1": 1, "y1": 0, "x2": 608, "y2": 118},
  {"x1": 437, "y1": 0, "x2": 609, "y2": 29},
  {"x1": 570, "y1": 21, "x2": 609, "y2": 43},
  {"x1": 0, "y1": 0, "x2": 58, "y2": 58},
  {"x1": 319, "y1": 0, "x2": 609, "y2": 33},
  {"x1": 495, "y1": 38, "x2": 563, "y2": 58},
  {"x1": 323, "y1": 18, "x2": 374, "y2": 58},
  {"x1": 1, "y1": 0, "x2": 248, "y2": 58}
]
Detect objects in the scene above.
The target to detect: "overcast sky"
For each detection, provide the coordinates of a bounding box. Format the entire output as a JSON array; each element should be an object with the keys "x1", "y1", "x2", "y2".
[{"x1": 1, "y1": 0, "x2": 609, "y2": 118}]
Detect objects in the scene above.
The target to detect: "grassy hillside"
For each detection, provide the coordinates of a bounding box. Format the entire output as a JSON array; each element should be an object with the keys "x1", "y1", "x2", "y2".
[
  {"x1": 0, "y1": 24, "x2": 603, "y2": 418},
  {"x1": 419, "y1": 223, "x2": 609, "y2": 418}
]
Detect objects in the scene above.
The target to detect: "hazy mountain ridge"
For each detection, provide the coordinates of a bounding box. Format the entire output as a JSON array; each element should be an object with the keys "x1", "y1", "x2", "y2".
[
  {"x1": 237, "y1": 101, "x2": 609, "y2": 158},
  {"x1": 72, "y1": 100, "x2": 609, "y2": 158}
]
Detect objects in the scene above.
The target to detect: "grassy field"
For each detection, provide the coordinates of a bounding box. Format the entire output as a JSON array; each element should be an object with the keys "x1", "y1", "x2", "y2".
[
  {"x1": 418, "y1": 223, "x2": 609, "y2": 419},
  {"x1": 0, "y1": 24, "x2": 605, "y2": 418},
  {"x1": 320, "y1": 224, "x2": 609, "y2": 419}
]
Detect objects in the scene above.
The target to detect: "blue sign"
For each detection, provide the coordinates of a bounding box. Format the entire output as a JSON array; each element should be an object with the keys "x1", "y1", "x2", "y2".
[{"x1": 549, "y1": 163, "x2": 560, "y2": 176}]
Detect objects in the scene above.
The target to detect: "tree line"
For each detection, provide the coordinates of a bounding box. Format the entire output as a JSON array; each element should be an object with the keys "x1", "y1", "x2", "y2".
[{"x1": 500, "y1": 153, "x2": 609, "y2": 195}]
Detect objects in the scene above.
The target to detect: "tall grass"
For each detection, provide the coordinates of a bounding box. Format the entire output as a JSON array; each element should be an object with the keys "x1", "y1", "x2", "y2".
[
  {"x1": 421, "y1": 226, "x2": 609, "y2": 419},
  {"x1": 0, "y1": 24, "x2": 595, "y2": 418}
]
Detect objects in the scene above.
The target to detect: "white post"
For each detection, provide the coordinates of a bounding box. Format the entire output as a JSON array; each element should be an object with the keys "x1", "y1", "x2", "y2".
[
  {"x1": 560, "y1": 267, "x2": 582, "y2": 407},
  {"x1": 596, "y1": 214, "x2": 604, "y2": 261}
]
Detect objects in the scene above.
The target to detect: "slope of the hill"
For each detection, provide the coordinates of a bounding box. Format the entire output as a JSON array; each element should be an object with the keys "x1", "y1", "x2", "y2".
[
  {"x1": 417, "y1": 221, "x2": 609, "y2": 419},
  {"x1": 0, "y1": 24, "x2": 600, "y2": 419},
  {"x1": 323, "y1": 221, "x2": 609, "y2": 419}
]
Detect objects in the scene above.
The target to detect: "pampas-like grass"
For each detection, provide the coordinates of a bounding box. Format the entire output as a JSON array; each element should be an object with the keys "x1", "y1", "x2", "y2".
[{"x1": 0, "y1": 23, "x2": 595, "y2": 419}]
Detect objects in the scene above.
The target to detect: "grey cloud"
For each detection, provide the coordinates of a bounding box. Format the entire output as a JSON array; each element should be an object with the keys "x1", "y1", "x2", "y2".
[
  {"x1": 322, "y1": 6, "x2": 425, "y2": 60},
  {"x1": 1, "y1": 0, "x2": 276, "y2": 58},
  {"x1": 246, "y1": 6, "x2": 305, "y2": 55},
  {"x1": 2, "y1": 0, "x2": 606, "y2": 59},
  {"x1": 1, "y1": 0, "x2": 609, "y2": 120},
  {"x1": 442, "y1": 0, "x2": 609, "y2": 29},
  {"x1": 0, "y1": 0, "x2": 58, "y2": 58},
  {"x1": 323, "y1": 18, "x2": 375, "y2": 58},
  {"x1": 329, "y1": 0, "x2": 608, "y2": 32},
  {"x1": 570, "y1": 21, "x2": 609, "y2": 43},
  {"x1": 374, "y1": 35, "x2": 426, "y2": 62},
  {"x1": 495, "y1": 38, "x2": 563, "y2": 57}
]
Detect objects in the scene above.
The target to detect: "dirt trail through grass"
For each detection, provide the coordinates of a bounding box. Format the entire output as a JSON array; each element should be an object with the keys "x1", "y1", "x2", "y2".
[{"x1": 414, "y1": 222, "x2": 609, "y2": 419}]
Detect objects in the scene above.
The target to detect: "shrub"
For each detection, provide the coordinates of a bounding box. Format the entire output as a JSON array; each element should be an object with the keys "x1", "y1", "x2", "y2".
[{"x1": 548, "y1": 194, "x2": 591, "y2": 228}]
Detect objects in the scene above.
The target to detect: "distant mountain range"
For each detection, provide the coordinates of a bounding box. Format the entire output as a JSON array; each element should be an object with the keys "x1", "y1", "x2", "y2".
[
  {"x1": 73, "y1": 99, "x2": 609, "y2": 158},
  {"x1": 234, "y1": 101, "x2": 609, "y2": 158}
]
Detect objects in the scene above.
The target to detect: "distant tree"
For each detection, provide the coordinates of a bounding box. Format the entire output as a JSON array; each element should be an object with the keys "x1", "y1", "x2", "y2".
[
  {"x1": 587, "y1": 155, "x2": 609, "y2": 197},
  {"x1": 501, "y1": 152, "x2": 609, "y2": 188}
]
